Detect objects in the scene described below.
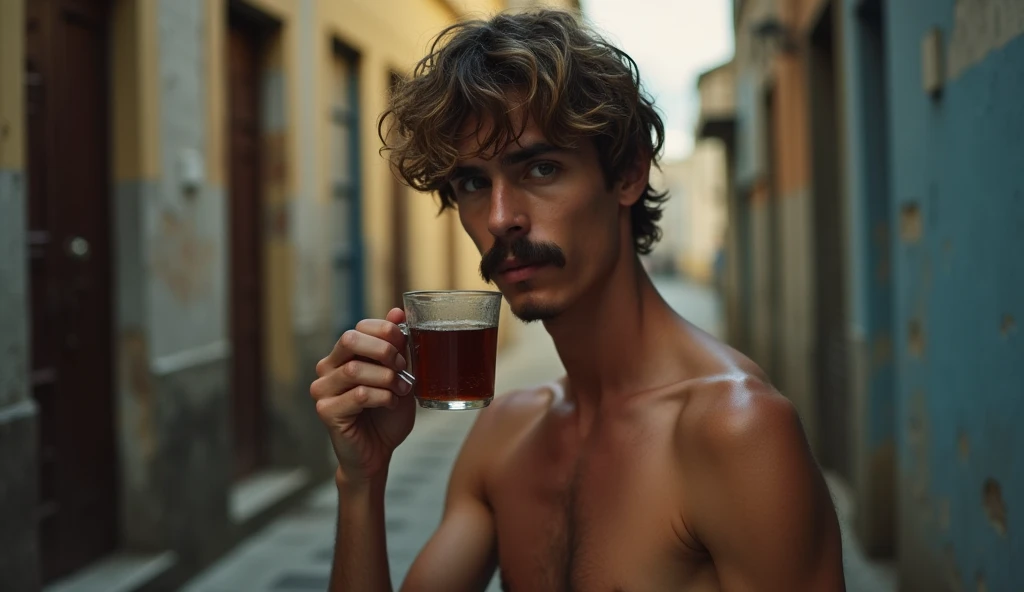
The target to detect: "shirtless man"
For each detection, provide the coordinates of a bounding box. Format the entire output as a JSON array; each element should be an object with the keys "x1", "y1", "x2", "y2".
[{"x1": 309, "y1": 9, "x2": 845, "y2": 591}]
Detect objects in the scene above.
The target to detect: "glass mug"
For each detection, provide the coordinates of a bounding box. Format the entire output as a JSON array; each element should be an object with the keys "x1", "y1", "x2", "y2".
[{"x1": 395, "y1": 291, "x2": 502, "y2": 410}]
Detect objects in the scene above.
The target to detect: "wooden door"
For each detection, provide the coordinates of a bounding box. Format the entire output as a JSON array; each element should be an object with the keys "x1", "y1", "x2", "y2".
[
  {"x1": 228, "y1": 19, "x2": 266, "y2": 479},
  {"x1": 25, "y1": 0, "x2": 117, "y2": 582}
]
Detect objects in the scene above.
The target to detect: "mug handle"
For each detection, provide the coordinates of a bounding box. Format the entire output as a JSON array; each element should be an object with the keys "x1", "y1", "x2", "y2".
[{"x1": 397, "y1": 323, "x2": 415, "y2": 387}]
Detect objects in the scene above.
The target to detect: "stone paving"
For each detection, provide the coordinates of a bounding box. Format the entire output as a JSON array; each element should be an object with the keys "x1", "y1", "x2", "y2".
[{"x1": 180, "y1": 277, "x2": 894, "y2": 592}]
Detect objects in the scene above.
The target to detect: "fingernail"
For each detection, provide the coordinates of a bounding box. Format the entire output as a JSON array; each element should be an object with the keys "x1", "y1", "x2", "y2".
[
  {"x1": 398, "y1": 380, "x2": 412, "y2": 395},
  {"x1": 396, "y1": 354, "x2": 407, "y2": 371}
]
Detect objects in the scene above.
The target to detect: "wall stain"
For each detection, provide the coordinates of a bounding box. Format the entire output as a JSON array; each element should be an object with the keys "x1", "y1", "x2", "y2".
[
  {"x1": 119, "y1": 329, "x2": 157, "y2": 464},
  {"x1": 909, "y1": 319, "x2": 926, "y2": 358},
  {"x1": 958, "y1": 431, "x2": 970, "y2": 463},
  {"x1": 901, "y1": 203, "x2": 923, "y2": 243},
  {"x1": 151, "y1": 209, "x2": 214, "y2": 304},
  {"x1": 908, "y1": 390, "x2": 931, "y2": 505},
  {"x1": 1001, "y1": 314, "x2": 1016, "y2": 337},
  {"x1": 982, "y1": 478, "x2": 1008, "y2": 536}
]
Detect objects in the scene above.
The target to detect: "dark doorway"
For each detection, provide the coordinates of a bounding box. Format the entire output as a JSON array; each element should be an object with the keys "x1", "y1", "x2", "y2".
[
  {"x1": 25, "y1": 0, "x2": 118, "y2": 582},
  {"x1": 764, "y1": 84, "x2": 783, "y2": 385},
  {"x1": 228, "y1": 13, "x2": 268, "y2": 480},
  {"x1": 854, "y1": 0, "x2": 895, "y2": 555},
  {"x1": 809, "y1": 1, "x2": 852, "y2": 480}
]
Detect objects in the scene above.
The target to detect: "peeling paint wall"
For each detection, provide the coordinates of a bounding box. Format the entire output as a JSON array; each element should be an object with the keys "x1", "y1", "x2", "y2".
[
  {"x1": 946, "y1": 0, "x2": 1024, "y2": 80},
  {"x1": 887, "y1": 0, "x2": 1024, "y2": 588}
]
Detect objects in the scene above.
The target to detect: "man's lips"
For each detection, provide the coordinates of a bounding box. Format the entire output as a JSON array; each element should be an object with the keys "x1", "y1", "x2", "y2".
[
  {"x1": 498, "y1": 260, "x2": 548, "y2": 282},
  {"x1": 497, "y1": 259, "x2": 535, "y2": 273}
]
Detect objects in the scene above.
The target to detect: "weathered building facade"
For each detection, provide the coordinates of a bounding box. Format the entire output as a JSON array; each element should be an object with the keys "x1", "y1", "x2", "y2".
[
  {"x1": 714, "y1": 0, "x2": 1024, "y2": 589},
  {"x1": 0, "y1": 0, "x2": 577, "y2": 589}
]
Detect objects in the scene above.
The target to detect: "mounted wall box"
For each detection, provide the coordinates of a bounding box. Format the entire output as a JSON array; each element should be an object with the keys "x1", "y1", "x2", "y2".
[{"x1": 177, "y1": 147, "x2": 205, "y2": 194}]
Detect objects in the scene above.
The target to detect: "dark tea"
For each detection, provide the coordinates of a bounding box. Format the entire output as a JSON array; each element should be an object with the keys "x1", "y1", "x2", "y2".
[{"x1": 409, "y1": 321, "x2": 498, "y2": 406}]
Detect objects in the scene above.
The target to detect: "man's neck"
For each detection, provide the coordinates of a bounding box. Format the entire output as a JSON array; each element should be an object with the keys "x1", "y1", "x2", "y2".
[{"x1": 542, "y1": 253, "x2": 683, "y2": 409}]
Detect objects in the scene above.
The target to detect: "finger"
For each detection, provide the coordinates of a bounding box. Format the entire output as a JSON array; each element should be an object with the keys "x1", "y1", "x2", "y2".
[
  {"x1": 309, "y1": 360, "x2": 412, "y2": 401},
  {"x1": 354, "y1": 318, "x2": 407, "y2": 357},
  {"x1": 315, "y1": 385, "x2": 398, "y2": 421},
  {"x1": 324, "y1": 328, "x2": 405, "y2": 371}
]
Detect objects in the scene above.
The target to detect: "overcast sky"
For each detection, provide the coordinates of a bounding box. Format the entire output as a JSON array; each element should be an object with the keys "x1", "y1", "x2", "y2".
[{"x1": 580, "y1": 0, "x2": 734, "y2": 161}]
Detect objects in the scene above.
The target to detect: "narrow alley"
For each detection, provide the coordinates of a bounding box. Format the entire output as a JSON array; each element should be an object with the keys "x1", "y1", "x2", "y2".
[{"x1": 180, "y1": 277, "x2": 893, "y2": 592}]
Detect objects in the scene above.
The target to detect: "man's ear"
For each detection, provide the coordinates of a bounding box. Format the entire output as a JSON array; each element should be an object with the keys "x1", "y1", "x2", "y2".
[{"x1": 616, "y1": 151, "x2": 652, "y2": 207}]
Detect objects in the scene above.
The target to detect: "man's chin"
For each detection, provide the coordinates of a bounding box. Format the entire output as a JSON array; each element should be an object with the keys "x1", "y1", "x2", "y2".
[
  {"x1": 512, "y1": 306, "x2": 559, "y2": 323},
  {"x1": 490, "y1": 279, "x2": 564, "y2": 322},
  {"x1": 508, "y1": 297, "x2": 562, "y2": 324}
]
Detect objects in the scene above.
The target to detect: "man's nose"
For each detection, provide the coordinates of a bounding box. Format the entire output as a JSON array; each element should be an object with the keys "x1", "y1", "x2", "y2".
[{"x1": 487, "y1": 178, "x2": 529, "y2": 240}]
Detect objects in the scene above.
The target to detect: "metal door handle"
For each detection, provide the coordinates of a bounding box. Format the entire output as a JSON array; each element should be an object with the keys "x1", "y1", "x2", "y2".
[{"x1": 68, "y1": 236, "x2": 90, "y2": 259}]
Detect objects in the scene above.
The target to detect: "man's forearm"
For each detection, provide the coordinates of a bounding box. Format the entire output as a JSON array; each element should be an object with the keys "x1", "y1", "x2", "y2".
[{"x1": 331, "y1": 469, "x2": 393, "y2": 592}]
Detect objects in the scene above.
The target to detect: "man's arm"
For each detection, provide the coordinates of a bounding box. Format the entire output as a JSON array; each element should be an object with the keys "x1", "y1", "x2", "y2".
[
  {"x1": 332, "y1": 472, "x2": 393, "y2": 591},
  {"x1": 679, "y1": 378, "x2": 846, "y2": 592}
]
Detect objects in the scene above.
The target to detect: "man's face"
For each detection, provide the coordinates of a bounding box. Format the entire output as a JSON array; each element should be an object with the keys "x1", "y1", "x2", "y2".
[{"x1": 449, "y1": 114, "x2": 634, "y2": 322}]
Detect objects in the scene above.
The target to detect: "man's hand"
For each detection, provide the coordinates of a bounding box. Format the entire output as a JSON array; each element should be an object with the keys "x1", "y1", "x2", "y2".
[{"x1": 310, "y1": 308, "x2": 416, "y2": 484}]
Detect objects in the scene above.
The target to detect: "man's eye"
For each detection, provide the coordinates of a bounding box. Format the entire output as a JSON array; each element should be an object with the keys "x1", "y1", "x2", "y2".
[
  {"x1": 460, "y1": 177, "x2": 488, "y2": 193},
  {"x1": 528, "y1": 163, "x2": 558, "y2": 178}
]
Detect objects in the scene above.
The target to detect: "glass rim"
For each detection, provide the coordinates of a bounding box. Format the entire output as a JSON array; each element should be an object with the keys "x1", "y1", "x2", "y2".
[{"x1": 403, "y1": 289, "x2": 502, "y2": 299}]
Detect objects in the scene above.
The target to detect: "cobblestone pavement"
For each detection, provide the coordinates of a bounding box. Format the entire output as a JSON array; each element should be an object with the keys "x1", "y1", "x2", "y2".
[{"x1": 181, "y1": 277, "x2": 894, "y2": 592}]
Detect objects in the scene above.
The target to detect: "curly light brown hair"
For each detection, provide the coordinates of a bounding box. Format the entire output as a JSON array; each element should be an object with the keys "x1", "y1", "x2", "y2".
[{"x1": 379, "y1": 9, "x2": 668, "y2": 254}]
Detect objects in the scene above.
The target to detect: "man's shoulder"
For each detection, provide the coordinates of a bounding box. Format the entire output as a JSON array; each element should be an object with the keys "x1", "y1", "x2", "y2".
[{"x1": 674, "y1": 373, "x2": 807, "y2": 464}]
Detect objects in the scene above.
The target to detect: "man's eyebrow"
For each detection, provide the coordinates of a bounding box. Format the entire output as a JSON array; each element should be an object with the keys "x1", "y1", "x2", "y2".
[{"x1": 500, "y1": 142, "x2": 564, "y2": 166}]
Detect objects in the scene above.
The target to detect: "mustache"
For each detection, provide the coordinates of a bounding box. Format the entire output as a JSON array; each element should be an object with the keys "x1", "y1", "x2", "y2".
[{"x1": 479, "y1": 237, "x2": 567, "y2": 283}]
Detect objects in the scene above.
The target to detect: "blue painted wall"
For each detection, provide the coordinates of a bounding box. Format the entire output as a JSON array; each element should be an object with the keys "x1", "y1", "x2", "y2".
[
  {"x1": 839, "y1": 0, "x2": 897, "y2": 554},
  {"x1": 886, "y1": 0, "x2": 1024, "y2": 588}
]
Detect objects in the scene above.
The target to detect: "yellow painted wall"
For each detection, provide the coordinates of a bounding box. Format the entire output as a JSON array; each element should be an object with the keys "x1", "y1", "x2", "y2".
[
  {"x1": 111, "y1": 0, "x2": 161, "y2": 182},
  {"x1": 0, "y1": 0, "x2": 25, "y2": 170}
]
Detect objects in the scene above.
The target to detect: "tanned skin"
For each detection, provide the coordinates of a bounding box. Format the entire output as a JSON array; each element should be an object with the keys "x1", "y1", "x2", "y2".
[{"x1": 309, "y1": 112, "x2": 846, "y2": 591}]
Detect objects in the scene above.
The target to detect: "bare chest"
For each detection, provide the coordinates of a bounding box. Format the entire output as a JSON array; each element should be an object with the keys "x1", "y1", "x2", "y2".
[{"x1": 486, "y1": 417, "x2": 716, "y2": 592}]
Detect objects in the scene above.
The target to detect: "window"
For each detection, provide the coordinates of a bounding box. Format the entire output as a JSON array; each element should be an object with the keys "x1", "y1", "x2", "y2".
[{"x1": 330, "y1": 41, "x2": 364, "y2": 334}]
